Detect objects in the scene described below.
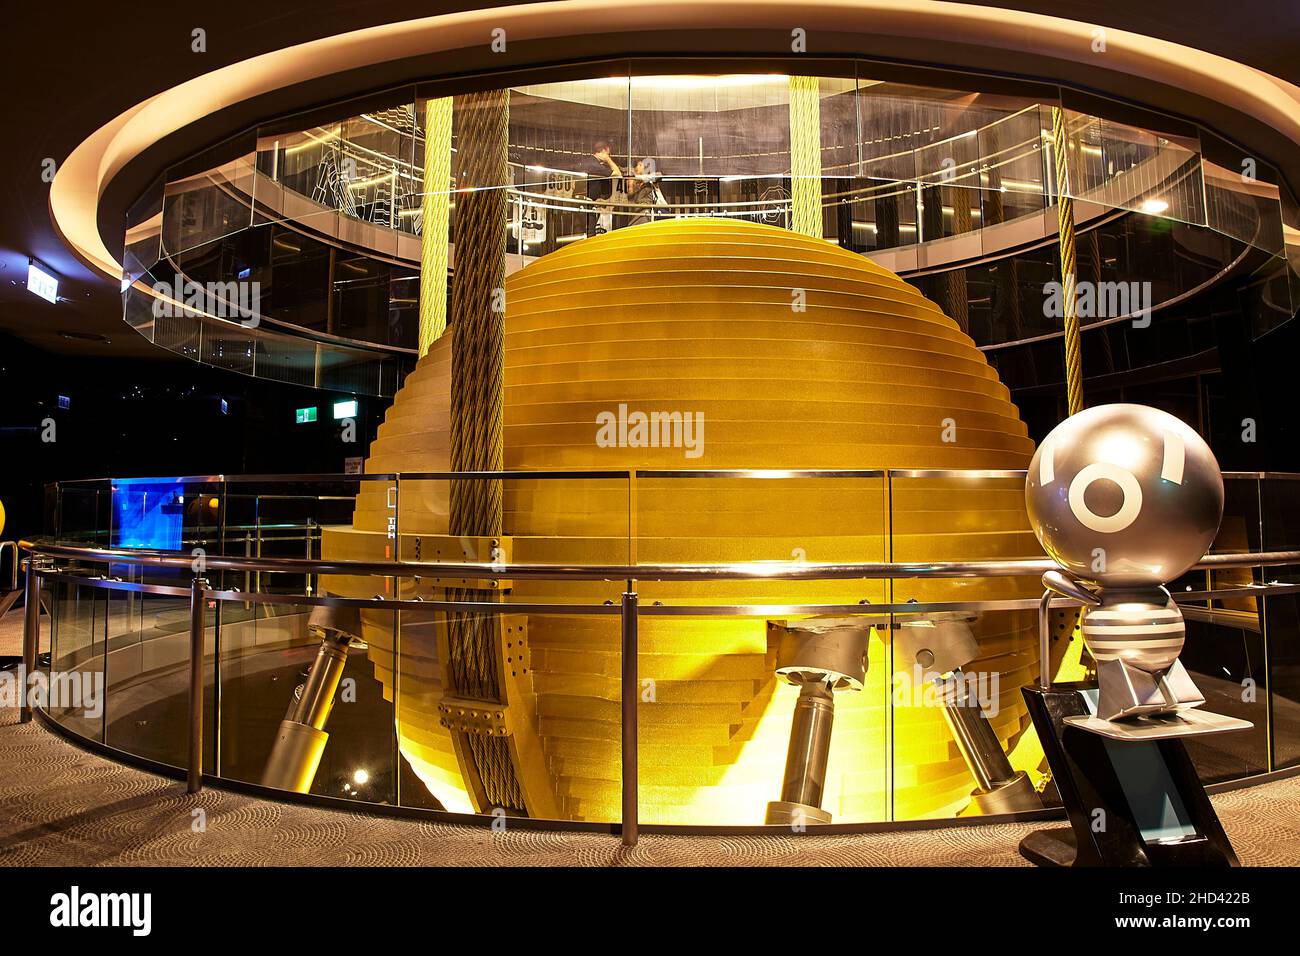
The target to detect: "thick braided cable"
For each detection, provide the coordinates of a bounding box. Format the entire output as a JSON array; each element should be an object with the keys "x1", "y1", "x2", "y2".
[
  {"x1": 788, "y1": 76, "x2": 823, "y2": 238},
  {"x1": 417, "y1": 96, "x2": 453, "y2": 354},
  {"x1": 446, "y1": 89, "x2": 521, "y2": 809},
  {"x1": 1051, "y1": 107, "x2": 1084, "y2": 416}
]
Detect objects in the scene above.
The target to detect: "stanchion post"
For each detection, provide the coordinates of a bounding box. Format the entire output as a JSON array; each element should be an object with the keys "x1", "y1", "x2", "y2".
[
  {"x1": 620, "y1": 587, "x2": 638, "y2": 846},
  {"x1": 20, "y1": 557, "x2": 43, "y2": 723},
  {"x1": 1038, "y1": 588, "x2": 1054, "y2": 690},
  {"x1": 188, "y1": 575, "x2": 210, "y2": 793}
]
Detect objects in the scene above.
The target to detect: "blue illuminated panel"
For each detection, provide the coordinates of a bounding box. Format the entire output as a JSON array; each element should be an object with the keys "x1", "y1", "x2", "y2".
[{"x1": 111, "y1": 478, "x2": 186, "y2": 551}]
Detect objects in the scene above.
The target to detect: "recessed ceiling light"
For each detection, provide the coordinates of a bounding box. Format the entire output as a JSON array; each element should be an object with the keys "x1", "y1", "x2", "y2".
[
  {"x1": 59, "y1": 330, "x2": 111, "y2": 343},
  {"x1": 1139, "y1": 198, "x2": 1169, "y2": 215}
]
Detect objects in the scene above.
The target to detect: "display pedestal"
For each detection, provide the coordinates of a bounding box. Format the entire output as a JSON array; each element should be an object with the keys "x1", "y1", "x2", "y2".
[{"x1": 1019, "y1": 683, "x2": 1245, "y2": 867}]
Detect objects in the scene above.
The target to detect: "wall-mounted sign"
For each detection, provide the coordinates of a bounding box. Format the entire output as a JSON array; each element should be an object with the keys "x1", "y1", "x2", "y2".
[
  {"x1": 295, "y1": 406, "x2": 318, "y2": 424},
  {"x1": 333, "y1": 399, "x2": 358, "y2": 419},
  {"x1": 343, "y1": 456, "x2": 364, "y2": 475},
  {"x1": 27, "y1": 262, "x2": 59, "y2": 303}
]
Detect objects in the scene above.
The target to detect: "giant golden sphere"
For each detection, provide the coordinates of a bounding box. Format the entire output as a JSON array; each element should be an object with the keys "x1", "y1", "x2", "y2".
[{"x1": 324, "y1": 218, "x2": 1043, "y2": 824}]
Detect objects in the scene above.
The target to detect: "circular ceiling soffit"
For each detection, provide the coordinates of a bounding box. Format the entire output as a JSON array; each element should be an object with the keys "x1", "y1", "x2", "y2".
[{"x1": 49, "y1": 0, "x2": 1300, "y2": 279}]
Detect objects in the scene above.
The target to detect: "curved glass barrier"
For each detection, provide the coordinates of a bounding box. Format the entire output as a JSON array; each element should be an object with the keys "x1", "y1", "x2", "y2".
[
  {"x1": 119, "y1": 63, "x2": 1300, "y2": 389},
  {"x1": 27, "y1": 469, "x2": 1300, "y2": 830}
]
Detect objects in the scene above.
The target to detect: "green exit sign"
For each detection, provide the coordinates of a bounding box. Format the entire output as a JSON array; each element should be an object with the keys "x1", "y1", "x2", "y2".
[{"x1": 295, "y1": 406, "x2": 318, "y2": 424}]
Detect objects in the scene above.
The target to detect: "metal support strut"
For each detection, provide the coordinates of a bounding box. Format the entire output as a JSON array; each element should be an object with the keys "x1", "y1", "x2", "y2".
[
  {"x1": 765, "y1": 617, "x2": 871, "y2": 826},
  {"x1": 261, "y1": 605, "x2": 361, "y2": 793}
]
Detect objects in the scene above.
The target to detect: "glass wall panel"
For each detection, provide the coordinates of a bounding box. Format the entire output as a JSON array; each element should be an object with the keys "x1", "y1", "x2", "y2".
[
  {"x1": 126, "y1": 64, "x2": 1299, "y2": 381},
  {"x1": 507, "y1": 75, "x2": 630, "y2": 249},
  {"x1": 630, "y1": 73, "x2": 796, "y2": 179}
]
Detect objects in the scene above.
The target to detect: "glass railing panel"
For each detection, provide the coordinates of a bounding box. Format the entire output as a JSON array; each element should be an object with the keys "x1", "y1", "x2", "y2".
[
  {"x1": 53, "y1": 479, "x2": 112, "y2": 548},
  {"x1": 856, "y1": 153, "x2": 920, "y2": 265},
  {"x1": 259, "y1": 124, "x2": 340, "y2": 206},
  {"x1": 1282, "y1": 182, "x2": 1300, "y2": 317},
  {"x1": 887, "y1": 472, "x2": 1044, "y2": 821},
  {"x1": 250, "y1": 327, "x2": 335, "y2": 390},
  {"x1": 122, "y1": 280, "x2": 162, "y2": 342},
  {"x1": 1162, "y1": 474, "x2": 1277, "y2": 780},
  {"x1": 885, "y1": 588, "x2": 1048, "y2": 823},
  {"x1": 1258, "y1": 476, "x2": 1300, "y2": 771},
  {"x1": 108, "y1": 476, "x2": 222, "y2": 553},
  {"x1": 633, "y1": 472, "x2": 890, "y2": 825},
  {"x1": 1260, "y1": 475, "x2": 1300, "y2": 554},
  {"x1": 223, "y1": 475, "x2": 392, "y2": 600},
  {"x1": 1255, "y1": 254, "x2": 1297, "y2": 340},
  {"x1": 633, "y1": 472, "x2": 887, "y2": 604},
  {"x1": 210, "y1": 593, "x2": 396, "y2": 804},
  {"x1": 1062, "y1": 109, "x2": 1206, "y2": 228},
  {"x1": 101, "y1": 581, "x2": 213, "y2": 771},
  {"x1": 160, "y1": 151, "x2": 258, "y2": 260},
  {"x1": 1202, "y1": 147, "x2": 1285, "y2": 257},
  {"x1": 389, "y1": 472, "x2": 632, "y2": 607},
  {"x1": 383, "y1": 473, "x2": 628, "y2": 823},
  {"x1": 913, "y1": 121, "x2": 983, "y2": 262},
  {"x1": 1180, "y1": 600, "x2": 1271, "y2": 782},
  {"x1": 977, "y1": 105, "x2": 1048, "y2": 233},
  {"x1": 722, "y1": 606, "x2": 890, "y2": 828},
  {"x1": 46, "y1": 577, "x2": 107, "y2": 743},
  {"x1": 121, "y1": 270, "x2": 413, "y2": 398},
  {"x1": 1195, "y1": 474, "x2": 1265, "y2": 595},
  {"x1": 339, "y1": 109, "x2": 420, "y2": 237},
  {"x1": 392, "y1": 597, "x2": 624, "y2": 824},
  {"x1": 1264, "y1": 590, "x2": 1300, "y2": 771},
  {"x1": 384, "y1": 470, "x2": 624, "y2": 822},
  {"x1": 1175, "y1": 476, "x2": 1271, "y2": 781},
  {"x1": 123, "y1": 176, "x2": 164, "y2": 290}
]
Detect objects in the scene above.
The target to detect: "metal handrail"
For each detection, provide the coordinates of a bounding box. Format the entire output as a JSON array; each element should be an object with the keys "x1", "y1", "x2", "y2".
[
  {"x1": 18, "y1": 540, "x2": 1300, "y2": 582},
  {"x1": 55, "y1": 465, "x2": 1299, "y2": 485}
]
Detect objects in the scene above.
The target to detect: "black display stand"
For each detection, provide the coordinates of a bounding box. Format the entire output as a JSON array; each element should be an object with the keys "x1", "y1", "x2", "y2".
[{"x1": 1019, "y1": 683, "x2": 1239, "y2": 867}]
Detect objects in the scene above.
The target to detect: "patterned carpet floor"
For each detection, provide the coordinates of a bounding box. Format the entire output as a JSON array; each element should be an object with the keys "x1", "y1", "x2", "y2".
[{"x1": 3, "y1": 610, "x2": 1299, "y2": 867}]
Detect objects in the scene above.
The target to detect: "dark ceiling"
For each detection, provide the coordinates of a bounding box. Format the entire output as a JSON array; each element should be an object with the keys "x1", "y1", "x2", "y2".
[{"x1": 1, "y1": 0, "x2": 1296, "y2": 359}]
